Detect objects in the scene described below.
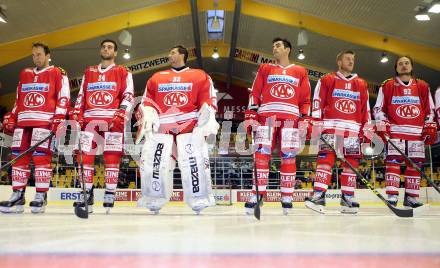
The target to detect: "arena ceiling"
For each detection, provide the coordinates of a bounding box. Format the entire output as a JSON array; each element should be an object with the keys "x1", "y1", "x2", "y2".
[{"x1": 0, "y1": 0, "x2": 439, "y2": 108}]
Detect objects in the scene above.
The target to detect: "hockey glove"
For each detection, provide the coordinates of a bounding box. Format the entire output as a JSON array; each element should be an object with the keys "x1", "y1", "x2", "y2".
[
  {"x1": 2, "y1": 112, "x2": 16, "y2": 134},
  {"x1": 193, "y1": 103, "x2": 219, "y2": 137},
  {"x1": 422, "y1": 122, "x2": 438, "y2": 145},
  {"x1": 51, "y1": 114, "x2": 66, "y2": 133},
  {"x1": 110, "y1": 109, "x2": 127, "y2": 132},
  {"x1": 244, "y1": 108, "x2": 259, "y2": 134},
  {"x1": 135, "y1": 105, "x2": 159, "y2": 144}
]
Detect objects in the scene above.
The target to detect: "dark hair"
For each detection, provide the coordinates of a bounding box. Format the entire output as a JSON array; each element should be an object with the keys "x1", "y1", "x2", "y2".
[
  {"x1": 172, "y1": 45, "x2": 189, "y2": 63},
  {"x1": 100, "y1": 39, "x2": 118, "y2": 51},
  {"x1": 272, "y1": 37, "x2": 292, "y2": 56},
  {"x1": 336, "y1": 50, "x2": 355, "y2": 62},
  {"x1": 394, "y1": 55, "x2": 414, "y2": 76},
  {"x1": 32, "y1": 42, "x2": 50, "y2": 55}
]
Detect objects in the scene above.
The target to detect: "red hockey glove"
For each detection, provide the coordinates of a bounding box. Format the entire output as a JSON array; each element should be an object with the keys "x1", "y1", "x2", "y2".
[
  {"x1": 244, "y1": 108, "x2": 259, "y2": 134},
  {"x1": 298, "y1": 116, "x2": 314, "y2": 141},
  {"x1": 110, "y1": 109, "x2": 127, "y2": 132},
  {"x1": 375, "y1": 120, "x2": 390, "y2": 142},
  {"x1": 51, "y1": 114, "x2": 66, "y2": 133},
  {"x1": 2, "y1": 112, "x2": 16, "y2": 134},
  {"x1": 422, "y1": 122, "x2": 438, "y2": 145},
  {"x1": 68, "y1": 108, "x2": 84, "y2": 129},
  {"x1": 361, "y1": 122, "x2": 376, "y2": 143}
]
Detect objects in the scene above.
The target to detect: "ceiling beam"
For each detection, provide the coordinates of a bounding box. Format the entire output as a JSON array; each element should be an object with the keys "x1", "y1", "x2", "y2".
[
  {"x1": 0, "y1": 0, "x2": 236, "y2": 68},
  {"x1": 226, "y1": 0, "x2": 242, "y2": 89},
  {"x1": 0, "y1": 0, "x2": 439, "y2": 70},
  {"x1": 242, "y1": 0, "x2": 440, "y2": 71},
  {"x1": 190, "y1": 0, "x2": 203, "y2": 68}
]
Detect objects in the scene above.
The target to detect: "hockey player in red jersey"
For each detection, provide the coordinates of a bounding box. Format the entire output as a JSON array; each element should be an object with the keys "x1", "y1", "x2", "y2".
[
  {"x1": 304, "y1": 50, "x2": 370, "y2": 214},
  {"x1": 243, "y1": 38, "x2": 311, "y2": 215},
  {"x1": 70, "y1": 39, "x2": 134, "y2": 213},
  {"x1": 135, "y1": 45, "x2": 219, "y2": 215},
  {"x1": 0, "y1": 43, "x2": 70, "y2": 213},
  {"x1": 374, "y1": 56, "x2": 436, "y2": 208}
]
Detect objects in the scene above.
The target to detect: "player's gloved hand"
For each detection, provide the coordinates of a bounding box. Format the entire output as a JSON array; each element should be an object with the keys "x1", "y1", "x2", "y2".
[
  {"x1": 298, "y1": 115, "x2": 315, "y2": 141},
  {"x1": 422, "y1": 122, "x2": 438, "y2": 145},
  {"x1": 68, "y1": 108, "x2": 84, "y2": 129},
  {"x1": 360, "y1": 121, "x2": 376, "y2": 143},
  {"x1": 2, "y1": 112, "x2": 16, "y2": 134},
  {"x1": 51, "y1": 114, "x2": 66, "y2": 133},
  {"x1": 244, "y1": 107, "x2": 259, "y2": 134},
  {"x1": 110, "y1": 109, "x2": 127, "y2": 132},
  {"x1": 135, "y1": 104, "x2": 159, "y2": 144},
  {"x1": 193, "y1": 103, "x2": 219, "y2": 137},
  {"x1": 375, "y1": 119, "x2": 390, "y2": 142}
]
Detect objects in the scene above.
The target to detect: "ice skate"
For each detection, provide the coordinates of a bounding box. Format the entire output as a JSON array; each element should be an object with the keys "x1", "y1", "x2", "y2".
[
  {"x1": 403, "y1": 194, "x2": 424, "y2": 209},
  {"x1": 103, "y1": 191, "x2": 115, "y2": 214},
  {"x1": 387, "y1": 194, "x2": 398, "y2": 207},
  {"x1": 30, "y1": 191, "x2": 47, "y2": 214},
  {"x1": 244, "y1": 194, "x2": 263, "y2": 215},
  {"x1": 281, "y1": 196, "x2": 293, "y2": 215},
  {"x1": 304, "y1": 191, "x2": 326, "y2": 214},
  {"x1": 73, "y1": 188, "x2": 94, "y2": 213},
  {"x1": 340, "y1": 194, "x2": 359, "y2": 214},
  {"x1": 0, "y1": 189, "x2": 26, "y2": 214}
]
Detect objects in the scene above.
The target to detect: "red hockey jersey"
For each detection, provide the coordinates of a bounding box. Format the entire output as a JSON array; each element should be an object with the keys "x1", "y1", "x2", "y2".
[
  {"x1": 142, "y1": 67, "x2": 217, "y2": 128},
  {"x1": 312, "y1": 71, "x2": 370, "y2": 135},
  {"x1": 248, "y1": 63, "x2": 311, "y2": 120},
  {"x1": 11, "y1": 66, "x2": 70, "y2": 127},
  {"x1": 74, "y1": 64, "x2": 134, "y2": 122},
  {"x1": 373, "y1": 77, "x2": 435, "y2": 140}
]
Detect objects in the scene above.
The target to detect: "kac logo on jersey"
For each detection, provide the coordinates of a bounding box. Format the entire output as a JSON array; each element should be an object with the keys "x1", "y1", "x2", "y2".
[
  {"x1": 164, "y1": 92, "x2": 188, "y2": 107},
  {"x1": 396, "y1": 104, "x2": 420, "y2": 119},
  {"x1": 270, "y1": 83, "x2": 295, "y2": 99},
  {"x1": 24, "y1": 92, "x2": 45, "y2": 108},
  {"x1": 334, "y1": 99, "x2": 356, "y2": 114},
  {"x1": 88, "y1": 91, "x2": 114, "y2": 106}
]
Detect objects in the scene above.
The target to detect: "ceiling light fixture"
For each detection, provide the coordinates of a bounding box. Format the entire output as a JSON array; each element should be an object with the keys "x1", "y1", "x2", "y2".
[
  {"x1": 415, "y1": 6, "x2": 431, "y2": 21},
  {"x1": 380, "y1": 52, "x2": 389, "y2": 64},
  {"x1": 429, "y1": 2, "x2": 440, "y2": 13},
  {"x1": 123, "y1": 49, "x2": 131, "y2": 60},
  {"x1": 0, "y1": 5, "x2": 7, "y2": 23},
  {"x1": 212, "y1": 47, "x2": 219, "y2": 59},
  {"x1": 297, "y1": 49, "x2": 305, "y2": 60}
]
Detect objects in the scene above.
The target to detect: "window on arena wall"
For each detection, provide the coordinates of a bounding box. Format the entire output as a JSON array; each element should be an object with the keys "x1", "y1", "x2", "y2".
[{"x1": 207, "y1": 10, "x2": 225, "y2": 41}]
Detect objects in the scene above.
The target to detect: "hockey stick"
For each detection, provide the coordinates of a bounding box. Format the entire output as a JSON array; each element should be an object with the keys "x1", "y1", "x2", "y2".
[
  {"x1": 385, "y1": 136, "x2": 440, "y2": 194},
  {"x1": 320, "y1": 137, "x2": 415, "y2": 217},
  {"x1": 0, "y1": 132, "x2": 55, "y2": 172},
  {"x1": 251, "y1": 131, "x2": 262, "y2": 220},
  {"x1": 74, "y1": 132, "x2": 88, "y2": 219}
]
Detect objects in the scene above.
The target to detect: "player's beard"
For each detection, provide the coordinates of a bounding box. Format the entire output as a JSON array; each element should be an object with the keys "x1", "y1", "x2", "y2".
[
  {"x1": 398, "y1": 72, "x2": 411, "y2": 76},
  {"x1": 101, "y1": 55, "x2": 114, "y2": 61}
]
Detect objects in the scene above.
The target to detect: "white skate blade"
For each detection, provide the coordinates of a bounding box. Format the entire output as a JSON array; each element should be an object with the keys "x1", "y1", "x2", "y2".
[
  {"x1": 340, "y1": 206, "x2": 359, "y2": 214},
  {"x1": 305, "y1": 201, "x2": 325, "y2": 214},
  {"x1": 30, "y1": 206, "x2": 46, "y2": 214},
  {"x1": 0, "y1": 205, "x2": 24, "y2": 214}
]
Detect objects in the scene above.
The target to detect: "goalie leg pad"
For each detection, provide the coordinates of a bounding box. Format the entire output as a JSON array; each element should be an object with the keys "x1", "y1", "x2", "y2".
[
  {"x1": 139, "y1": 133, "x2": 174, "y2": 211},
  {"x1": 177, "y1": 132, "x2": 215, "y2": 210}
]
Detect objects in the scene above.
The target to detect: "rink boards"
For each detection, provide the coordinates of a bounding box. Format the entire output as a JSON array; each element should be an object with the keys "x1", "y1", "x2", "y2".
[{"x1": 1, "y1": 185, "x2": 439, "y2": 206}]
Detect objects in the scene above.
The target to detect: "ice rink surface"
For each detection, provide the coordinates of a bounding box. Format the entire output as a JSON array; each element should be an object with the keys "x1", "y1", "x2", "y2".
[{"x1": 0, "y1": 204, "x2": 439, "y2": 268}]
